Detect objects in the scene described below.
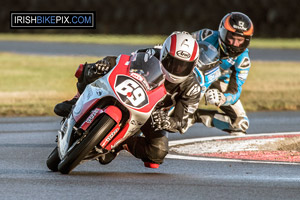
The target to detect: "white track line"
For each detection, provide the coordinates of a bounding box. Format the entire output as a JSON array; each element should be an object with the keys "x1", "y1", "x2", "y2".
[
  {"x1": 167, "y1": 131, "x2": 300, "y2": 165},
  {"x1": 166, "y1": 154, "x2": 300, "y2": 165}
]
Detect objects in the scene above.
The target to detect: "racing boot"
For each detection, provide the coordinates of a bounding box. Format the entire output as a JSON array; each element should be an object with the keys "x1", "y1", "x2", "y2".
[{"x1": 54, "y1": 93, "x2": 79, "y2": 117}]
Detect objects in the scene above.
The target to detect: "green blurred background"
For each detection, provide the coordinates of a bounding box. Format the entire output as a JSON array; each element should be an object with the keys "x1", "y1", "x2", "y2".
[{"x1": 0, "y1": 0, "x2": 300, "y2": 116}]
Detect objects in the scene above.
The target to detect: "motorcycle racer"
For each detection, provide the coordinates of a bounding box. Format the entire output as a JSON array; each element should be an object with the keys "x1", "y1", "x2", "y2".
[
  {"x1": 54, "y1": 32, "x2": 202, "y2": 168},
  {"x1": 191, "y1": 12, "x2": 254, "y2": 136}
]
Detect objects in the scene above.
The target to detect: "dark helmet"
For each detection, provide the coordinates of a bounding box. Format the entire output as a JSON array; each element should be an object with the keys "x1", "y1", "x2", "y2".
[{"x1": 218, "y1": 12, "x2": 254, "y2": 57}]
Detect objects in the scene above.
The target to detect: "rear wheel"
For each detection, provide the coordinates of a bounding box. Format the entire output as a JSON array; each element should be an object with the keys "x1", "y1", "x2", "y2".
[
  {"x1": 58, "y1": 114, "x2": 115, "y2": 174},
  {"x1": 46, "y1": 147, "x2": 60, "y2": 172}
]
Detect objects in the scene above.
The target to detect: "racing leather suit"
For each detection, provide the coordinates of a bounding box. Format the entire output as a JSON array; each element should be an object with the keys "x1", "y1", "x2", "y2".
[
  {"x1": 192, "y1": 29, "x2": 250, "y2": 134},
  {"x1": 74, "y1": 49, "x2": 201, "y2": 164}
]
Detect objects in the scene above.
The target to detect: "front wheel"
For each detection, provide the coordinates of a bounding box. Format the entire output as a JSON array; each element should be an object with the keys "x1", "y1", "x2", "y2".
[
  {"x1": 46, "y1": 147, "x2": 61, "y2": 172},
  {"x1": 58, "y1": 114, "x2": 115, "y2": 174}
]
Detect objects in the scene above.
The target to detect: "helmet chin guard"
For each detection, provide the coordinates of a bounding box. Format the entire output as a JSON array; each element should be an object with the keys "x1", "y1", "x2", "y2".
[{"x1": 161, "y1": 65, "x2": 188, "y2": 84}]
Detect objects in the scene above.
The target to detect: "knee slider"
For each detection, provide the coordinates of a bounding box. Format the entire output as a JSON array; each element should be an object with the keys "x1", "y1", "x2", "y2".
[{"x1": 233, "y1": 117, "x2": 249, "y2": 132}]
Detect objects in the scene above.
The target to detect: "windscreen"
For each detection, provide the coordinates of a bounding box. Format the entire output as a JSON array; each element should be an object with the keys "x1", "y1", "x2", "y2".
[{"x1": 129, "y1": 53, "x2": 165, "y2": 91}]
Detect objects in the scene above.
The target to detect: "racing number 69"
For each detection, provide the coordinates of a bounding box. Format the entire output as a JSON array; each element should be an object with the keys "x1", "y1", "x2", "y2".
[{"x1": 115, "y1": 79, "x2": 146, "y2": 107}]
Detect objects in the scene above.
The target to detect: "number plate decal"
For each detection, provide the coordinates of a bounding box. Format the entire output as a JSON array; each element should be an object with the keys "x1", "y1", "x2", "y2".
[{"x1": 115, "y1": 75, "x2": 149, "y2": 108}]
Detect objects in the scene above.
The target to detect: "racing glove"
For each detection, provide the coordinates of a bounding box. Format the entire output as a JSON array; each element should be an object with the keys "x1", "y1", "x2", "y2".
[
  {"x1": 88, "y1": 59, "x2": 111, "y2": 77},
  {"x1": 205, "y1": 89, "x2": 226, "y2": 107},
  {"x1": 151, "y1": 109, "x2": 180, "y2": 133},
  {"x1": 94, "y1": 59, "x2": 111, "y2": 75}
]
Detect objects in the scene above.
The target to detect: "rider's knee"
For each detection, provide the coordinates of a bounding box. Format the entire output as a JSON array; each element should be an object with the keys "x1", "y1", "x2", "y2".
[
  {"x1": 232, "y1": 116, "x2": 249, "y2": 132},
  {"x1": 145, "y1": 136, "x2": 168, "y2": 164},
  {"x1": 146, "y1": 147, "x2": 168, "y2": 164},
  {"x1": 211, "y1": 113, "x2": 249, "y2": 133}
]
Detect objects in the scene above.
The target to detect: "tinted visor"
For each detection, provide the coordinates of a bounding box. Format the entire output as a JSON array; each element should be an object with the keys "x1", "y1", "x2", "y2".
[{"x1": 161, "y1": 54, "x2": 195, "y2": 77}]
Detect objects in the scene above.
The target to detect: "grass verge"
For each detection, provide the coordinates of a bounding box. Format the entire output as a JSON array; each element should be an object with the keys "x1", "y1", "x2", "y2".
[
  {"x1": 241, "y1": 61, "x2": 300, "y2": 111},
  {"x1": 0, "y1": 33, "x2": 166, "y2": 45},
  {"x1": 0, "y1": 53, "x2": 300, "y2": 116},
  {"x1": 1, "y1": 33, "x2": 300, "y2": 49},
  {"x1": 0, "y1": 53, "x2": 98, "y2": 116}
]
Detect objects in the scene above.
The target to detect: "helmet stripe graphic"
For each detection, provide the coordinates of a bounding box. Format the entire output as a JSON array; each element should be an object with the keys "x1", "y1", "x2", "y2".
[
  {"x1": 190, "y1": 41, "x2": 198, "y2": 61},
  {"x1": 169, "y1": 34, "x2": 177, "y2": 56},
  {"x1": 244, "y1": 23, "x2": 254, "y2": 36},
  {"x1": 224, "y1": 15, "x2": 236, "y2": 32}
]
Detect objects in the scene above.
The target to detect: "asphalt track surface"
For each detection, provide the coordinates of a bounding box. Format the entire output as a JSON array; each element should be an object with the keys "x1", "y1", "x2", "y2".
[
  {"x1": 1, "y1": 42, "x2": 300, "y2": 199},
  {"x1": 1, "y1": 40, "x2": 300, "y2": 61},
  {"x1": 0, "y1": 111, "x2": 300, "y2": 200}
]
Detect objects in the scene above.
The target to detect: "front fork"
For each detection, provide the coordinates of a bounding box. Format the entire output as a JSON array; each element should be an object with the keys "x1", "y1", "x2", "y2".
[
  {"x1": 57, "y1": 115, "x2": 76, "y2": 159},
  {"x1": 57, "y1": 105, "x2": 122, "y2": 160}
]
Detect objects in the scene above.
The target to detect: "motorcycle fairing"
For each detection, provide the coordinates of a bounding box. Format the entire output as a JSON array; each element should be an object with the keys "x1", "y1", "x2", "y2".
[{"x1": 109, "y1": 54, "x2": 167, "y2": 114}]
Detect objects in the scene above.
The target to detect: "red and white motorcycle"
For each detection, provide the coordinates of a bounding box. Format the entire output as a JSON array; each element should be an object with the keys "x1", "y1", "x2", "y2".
[{"x1": 47, "y1": 52, "x2": 166, "y2": 174}]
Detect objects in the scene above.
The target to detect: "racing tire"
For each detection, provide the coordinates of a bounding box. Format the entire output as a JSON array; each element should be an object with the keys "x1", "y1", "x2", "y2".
[
  {"x1": 46, "y1": 147, "x2": 61, "y2": 172},
  {"x1": 58, "y1": 114, "x2": 115, "y2": 174}
]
